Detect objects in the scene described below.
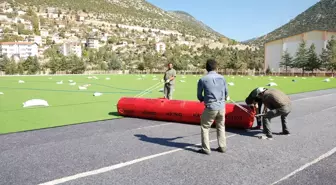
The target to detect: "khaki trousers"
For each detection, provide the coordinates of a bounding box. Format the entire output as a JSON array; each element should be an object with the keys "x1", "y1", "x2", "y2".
[
  {"x1": 262, "y1": 105, "x2": 291, "y2": 137},
  {"x1": 201, "y1": 108, "x2": 226, "y2": 152}
]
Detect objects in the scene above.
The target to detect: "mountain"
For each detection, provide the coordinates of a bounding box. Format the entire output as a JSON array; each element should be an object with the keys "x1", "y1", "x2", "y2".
[
  {"x1": 169, "y1": 11, "x2": 226, "y2": 38},
  {"x1": 246, "y1": 0, "x2": 336, "y2": 46},
  {"x1": 7, "y1": 0, "x2": 229, "y2": 40}
]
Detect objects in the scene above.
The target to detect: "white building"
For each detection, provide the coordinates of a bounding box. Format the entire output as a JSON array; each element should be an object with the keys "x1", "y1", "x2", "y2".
[
  {"x1": 86, "y1": 36, "x2": 99, "y2": 49},
  {"x1": 60, "y1": 42, "x2": 82, "y2": 58},
  {"x1": 155, "y1": 42, "x2": 166, "y2": 52},
  {"x1": 265, "y1": 30, "x2": 336, "y2": 72},
  {"x1": 28, "y1": 36, "x2": 42, "y2": 46},
  {"x1": 17, "y1": 10, "x2": 26, "y2": 15},
  {"x1": 0, "y1": 42, "x2": 38, "y2": 60},
  {"x1": 0, "y1": 14, "x2": 9, "y2": 22},
  {"x1": 40, "y1": 30, "x2": 49, "y2": 37}
]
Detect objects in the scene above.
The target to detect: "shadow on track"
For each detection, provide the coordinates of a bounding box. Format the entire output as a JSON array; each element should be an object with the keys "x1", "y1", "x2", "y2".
[
  {"x1": 226, "y1": 128, "x2": 262, "y2": 138},
  {"x1": 134, "y1": 134, "x2": 201, "y2": 153}
]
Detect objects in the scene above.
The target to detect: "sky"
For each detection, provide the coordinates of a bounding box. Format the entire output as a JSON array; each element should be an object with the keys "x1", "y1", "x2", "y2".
[{"x1": 146, "y1": 0, "x2": 320, "y2": 42}]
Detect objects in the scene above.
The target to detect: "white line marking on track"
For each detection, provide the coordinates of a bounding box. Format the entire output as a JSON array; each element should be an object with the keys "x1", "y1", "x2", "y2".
[
  {"x1": 130, "y1": 123, "x2": 173, "y2": 131},
  {"x1": 290, "y1": 93, "x2": 334, "y2": 102},
  {"x1": 321, "y1": 105, "x2": 336, "y2": 112},
  {"x1": 270, "y1": 146, "x2": 336, "y2": 185},
  {"x1": 291, "y1": 93, "x2": 334, "y2": 102},
  {"x1": 38, "y1": 134, "x2": 237, "y2": 185}
]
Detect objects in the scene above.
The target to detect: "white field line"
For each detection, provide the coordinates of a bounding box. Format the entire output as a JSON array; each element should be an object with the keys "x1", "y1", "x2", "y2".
[
  {"x1": 38, "y1": 134, "x2": 237, "y2": 185},
  {"x1": 270, "y1": 147, "x2": 336, "y2": 185}
]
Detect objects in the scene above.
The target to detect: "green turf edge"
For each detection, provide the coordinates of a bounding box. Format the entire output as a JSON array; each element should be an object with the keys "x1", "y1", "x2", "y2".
[{"x1": 1, "y1": 87, "x2": 335, "y2": 136}]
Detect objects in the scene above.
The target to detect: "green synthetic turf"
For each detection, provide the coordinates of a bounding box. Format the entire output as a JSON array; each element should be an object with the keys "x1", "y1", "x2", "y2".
[{"x1": 0, "y1": 74, "x2": 335, "y2": 134}]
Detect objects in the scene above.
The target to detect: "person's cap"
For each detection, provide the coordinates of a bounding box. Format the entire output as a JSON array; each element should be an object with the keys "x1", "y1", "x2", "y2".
[{"x1": 256, "y1": 87, "x2": 266, "y2": 95}]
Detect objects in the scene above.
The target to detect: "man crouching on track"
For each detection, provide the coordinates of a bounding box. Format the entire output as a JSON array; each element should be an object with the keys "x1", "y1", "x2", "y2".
[
  {"x1": 256, "y1": 87, "x2": 292, "y2": 140},
  {"x1": 197, "y1": 59, "x2": 229, "y2": 155},
  {"x1": 245, "y1": 87, "x2": 265, "y2": 130}
]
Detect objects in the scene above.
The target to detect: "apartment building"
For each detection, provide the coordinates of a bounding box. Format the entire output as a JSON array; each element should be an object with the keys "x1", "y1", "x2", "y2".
[
  {"x1": 0, "y1": 42, "x2": 38, "y2": 60},
  {"x1": 60, "y1": 42, "x2": 82, "y2": 58}
]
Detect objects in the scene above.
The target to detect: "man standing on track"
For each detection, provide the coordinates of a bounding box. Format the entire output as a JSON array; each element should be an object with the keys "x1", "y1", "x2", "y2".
[
  {"x1": 256, "y1": 88, "x2": 292, "y2": 140},
  {"x1": 245, "y1": 87, "x2": 266, "y2": 130},
  {"x1": 197, "y1": 59, "x2": 229, "y2": 155},
  {"x1": 163, "y1": 63, "x2": 176, "y2": 100}
]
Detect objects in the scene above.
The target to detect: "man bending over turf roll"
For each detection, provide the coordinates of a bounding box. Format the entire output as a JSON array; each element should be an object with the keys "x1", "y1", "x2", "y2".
[
  {"x1": 255, "y1": 88, "x2": 292, "y2": 140},
  {"x1": 245, "y1": 87, "x2": 267, "y2": 130}
]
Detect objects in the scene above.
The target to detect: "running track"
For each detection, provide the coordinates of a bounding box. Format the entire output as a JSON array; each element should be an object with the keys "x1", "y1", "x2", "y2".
[{"x1": 1, "y1": 89, "x2": 336, "y2": 185}]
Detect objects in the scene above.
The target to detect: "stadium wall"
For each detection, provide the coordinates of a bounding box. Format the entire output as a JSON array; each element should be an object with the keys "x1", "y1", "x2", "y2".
[{"x1": 265, "y1": 30, "x2": 336, "y2": 72}]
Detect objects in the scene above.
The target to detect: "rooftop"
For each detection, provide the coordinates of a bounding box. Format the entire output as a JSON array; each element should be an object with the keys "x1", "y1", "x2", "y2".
[{"x1": 0, "y1": 42, "x2": 37, "y2": 45}]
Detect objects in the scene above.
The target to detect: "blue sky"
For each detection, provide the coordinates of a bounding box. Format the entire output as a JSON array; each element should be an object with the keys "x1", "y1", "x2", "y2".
[{"x1": 146, "y1": 0, "x2": 320, "y2": 41}]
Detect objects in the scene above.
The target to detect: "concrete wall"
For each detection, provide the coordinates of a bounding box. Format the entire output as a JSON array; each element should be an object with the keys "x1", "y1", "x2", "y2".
[{"x1": 265, "y1": 40, "x2": 283, "y2": 71}]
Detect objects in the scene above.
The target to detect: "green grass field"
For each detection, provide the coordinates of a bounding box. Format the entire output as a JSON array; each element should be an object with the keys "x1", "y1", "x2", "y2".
[{"x1": 0, "y1": 74, "x2": 335, "y2": 134}]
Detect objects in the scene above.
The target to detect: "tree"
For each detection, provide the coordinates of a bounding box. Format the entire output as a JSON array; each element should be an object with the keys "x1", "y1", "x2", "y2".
[
  {"x1": 320, "y1": 48, "x2": 330, "y2": 70},
  {"x1": 323, "y1": 37, "x2": 336, "y2": 75},
  {"x1": 68, "y1": 55, "x2": 86, "y2": 74},
  {"x1": 4, "y1": 59, "x2": 17, "y2": 75},
  {"x1": 0, "y1": 56, "x2": 10, "y2": 71},
  {"x1": 23, "y1": 56, "x2": 40, "y2": 74},
  {"x1": 306, "y1": 44, "x2": 321, "y2": 73},
  {"x1": 17, "y1": 62, "x2": 25, "y2": 75},
  {"x1": 137, "y1": 62, "x2": 145, "y2": 71},
  {"x1": 293, "y1": 41, "x2": 309, "y2": 74},
  {"x1": 143, "y1": 52, "x2": 158, "y2": 72},
  {"x1": 226, "y1": 50, "x2": 243, "y2": 74},
  {"x1": 107, "y1": 53, "x2": 122, "y2": 70},
  {"x1": 280, "y1": 50, "x2": 293, "y2": 73},
  {"x1": 47, "y1": 56, "x2": 61, "y2": 74}
]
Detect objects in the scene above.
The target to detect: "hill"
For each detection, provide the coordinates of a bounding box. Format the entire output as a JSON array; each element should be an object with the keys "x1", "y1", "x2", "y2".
[
  {"x1": 7, "y1": 0, "x2": 229, "y2": 40},
  {"x1": 246, "y1": 0, "x2": 336, "y2": 46},
  {"x1": 169, "y1": 11, "x2": 225, "y2": 38}
]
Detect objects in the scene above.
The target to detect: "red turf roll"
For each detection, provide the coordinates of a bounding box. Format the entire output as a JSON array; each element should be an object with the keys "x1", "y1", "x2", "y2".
[{"x1": 117, "y1": 97, "x2": 256, "y2": 129}]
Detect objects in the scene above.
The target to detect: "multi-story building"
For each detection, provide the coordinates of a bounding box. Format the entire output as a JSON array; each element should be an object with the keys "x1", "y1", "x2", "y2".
[
  {"x1": 0, "y1": 42, "x2": 38, "y2": 60},
  {"x1": 60, "y1": 42, "x2": 82, "y2": 58},
  {"x1": 86, "y1": 36, "x2": 99, "y2": 49}
]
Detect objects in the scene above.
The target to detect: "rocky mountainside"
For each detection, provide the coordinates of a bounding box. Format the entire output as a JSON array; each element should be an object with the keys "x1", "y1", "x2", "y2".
[
  {"x1": 246, "y1": 0, "x2": 336, "y2": 46},
  {"x1": 7, "y1": 0, "x2": 230, "y2": 40},
  {"x1": 169, "y1": 11, "x2": 224, "y2": 38}
]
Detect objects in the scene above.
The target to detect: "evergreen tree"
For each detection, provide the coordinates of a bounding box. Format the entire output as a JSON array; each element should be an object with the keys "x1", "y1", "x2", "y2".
[
  {"x1": 0, "y1": 56, "x2": 10, "y2": 71},
  {"x1": 326, "y1": 37, "x2": 336, "y2": 74},
  {"x1": 280, "y1": 49, "x2": 293, "y2": 73},
  {"x1": 23, "y1": 56, "x2": 40, "y2": 74},
  {"x1": 306, "y1": 44, "x2": 321, "y2": 73},
  {"x1": 293, "y1": 41, "x2": 309, "y2": 74},
  {"x1": 4, "y1": 59, "x2": 17, "y2": 75},
  {"x1": 320, "y1": 48, "x2": 330, "y2": 70}
]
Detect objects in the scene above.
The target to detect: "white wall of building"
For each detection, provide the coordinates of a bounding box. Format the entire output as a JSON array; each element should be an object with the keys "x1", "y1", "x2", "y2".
[
  {"x1": 0, "y1": 42, "x2": 38, "y2": 60},
  {"x1": 265, "y1": 40, "x2": 282, "y2": 71},
  {"x1": 60, "y1": 42, "x2": 82, "y2": 58},
  {"x1": 265, "y1": 30, "x2": 336, "y2": 72}
]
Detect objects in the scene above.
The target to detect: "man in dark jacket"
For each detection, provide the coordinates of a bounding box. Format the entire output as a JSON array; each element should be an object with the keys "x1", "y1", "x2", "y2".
[
  {"x1": 245, "y1": 87, "x2": 265, "y2": 130},
  {"x1": 256, "y1": 88, "x2": 292, "y2": 140}
]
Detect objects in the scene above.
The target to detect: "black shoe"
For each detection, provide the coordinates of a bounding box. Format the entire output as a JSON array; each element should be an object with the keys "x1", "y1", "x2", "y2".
[
  {"x1": 216, "y1": 147, "x2": 226, "y2": 153},
  {"x1": 280, "y1": 130, "x2": 290, "y2": 135},
  {"x1": 197, "y1": 149, "x2": 210, "y2": 155}
]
